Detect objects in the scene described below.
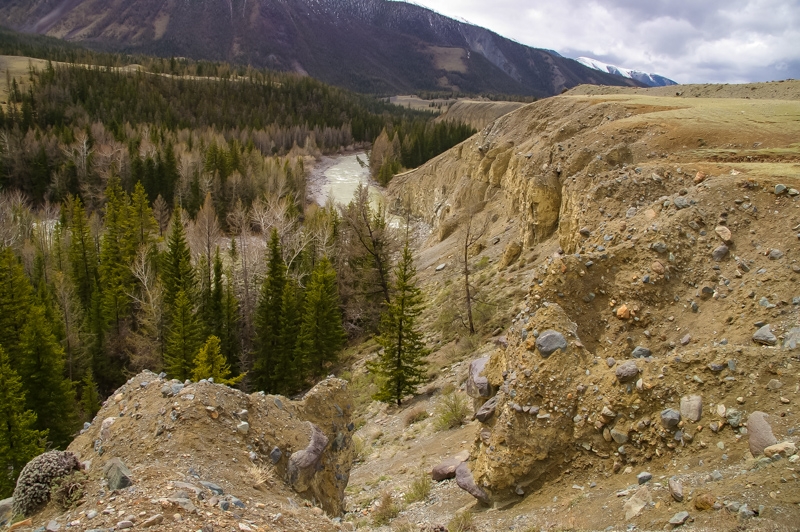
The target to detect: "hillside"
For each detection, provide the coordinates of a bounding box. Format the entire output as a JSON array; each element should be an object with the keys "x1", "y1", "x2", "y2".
[
  {"x1": 354, "y1": 80, "x2": 800, "y2": 530},
  {"x1": 435, "y1": 100, "x2": 525, "y2": 130},
  {"x1": 3, "y1": 78, "x2": 800, "y2": 532},
  {"x1": 0, "y1": 0, "x2": 642, "y2": 96}
]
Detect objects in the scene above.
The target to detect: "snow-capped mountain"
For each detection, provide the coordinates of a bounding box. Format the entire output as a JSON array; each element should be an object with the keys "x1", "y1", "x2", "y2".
[{"x1": 576, "y1": 57, "x2": 677, "y2": 87}]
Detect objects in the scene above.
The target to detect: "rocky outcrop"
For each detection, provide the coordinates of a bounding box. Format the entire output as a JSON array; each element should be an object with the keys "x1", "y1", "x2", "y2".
[
  {"x1": 389, "y1": 96, "x2": 641, "y2": 250},
  {"x1": 288, "y1": 424, "x2": 330, "y2": 494},
  {"x1": 469, "y1": 304, "x2": 591, "y2": 497},
  {"x1": 466, "y1": 357, "x2": 492, "y2": 399},
  {"x1": 65, "y1": 371, "x2": 354, "y2": 516}
]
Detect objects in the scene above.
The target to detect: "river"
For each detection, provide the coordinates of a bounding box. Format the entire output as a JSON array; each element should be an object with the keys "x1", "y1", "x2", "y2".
[{"x1": 308, "y1": 152, "x2": 385, "y2": 208}]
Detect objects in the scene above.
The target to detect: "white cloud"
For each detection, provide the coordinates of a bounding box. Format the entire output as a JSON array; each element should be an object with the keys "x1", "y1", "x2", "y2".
[{"x1": 406, "y1": 0, "x2": 800, "y2": 83}]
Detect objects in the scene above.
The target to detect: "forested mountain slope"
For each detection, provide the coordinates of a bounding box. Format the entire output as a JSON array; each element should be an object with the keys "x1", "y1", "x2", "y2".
[{"x1": 0, "y1": 0, "x2": 642, "y2": 95}]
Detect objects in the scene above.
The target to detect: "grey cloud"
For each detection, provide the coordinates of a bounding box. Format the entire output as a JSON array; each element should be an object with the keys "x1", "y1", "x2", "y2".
[{"x1": 411, "y1": 0, "x2": 800, "y2": 83}]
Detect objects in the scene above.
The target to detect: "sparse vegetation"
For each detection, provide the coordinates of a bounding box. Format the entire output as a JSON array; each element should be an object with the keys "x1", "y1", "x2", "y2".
[
  {"x1": 404, "y1": 470, "x2": 432, "y2": 503},
  {"x1": 49, "y1": 470, "x2": 87, "y2": 510},
  {"x1": 434, "y1": 386, "x2": 470, "y2": 431},
  {"x1": 246, "y1": 464, "x2": 275, "y2": 490},
  {"x1": 447, "y1": 510, "x2": 474, "y2": 532},
  {"x1": 372, "y1": 491, "x2": 400, "y2": 526},
  {"x1": 403, "y1": 405, "x2": 429, "y2": 426}
]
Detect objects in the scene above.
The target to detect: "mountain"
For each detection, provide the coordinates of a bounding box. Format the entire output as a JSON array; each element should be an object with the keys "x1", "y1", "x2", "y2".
[
  {"x1": 576, "y1": 56, "x2": 677, "y2": 87},
  {"x1": 0, "y1": 0, "x2": 642, "y2": 96}
]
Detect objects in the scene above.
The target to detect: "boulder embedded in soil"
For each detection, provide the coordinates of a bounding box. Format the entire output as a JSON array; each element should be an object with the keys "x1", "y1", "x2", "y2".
[
  {"x1": 753, "y1": 325, "x2": 778, "y2": 346},
  {"x1": 475, "y1": 395, "x2": 499, "y2": 422},
  {"x1": 535, "y1": 330, "x2": 568, "y2": 358},
  {"x1": 680, "y1": 395, "x2": 703, "y2": 423},
  {"x1": 431, "y1": 458, "x2": 464, "y2": 481},
  {"x1": 747, "y1": 411, "x2": 777, "y2": 456},
  {"x1": 455, "y1": 463, "x2": 489, "y2": 504},
  {"x1": 615, "y1": 361, "x2": 640, "y2": 383},
  {"x1": 466, "y1": 357, "x2": 491, "y2": 398},
  {"x1": 104, "y1": 458, "x2": 133, "y2": 491}
]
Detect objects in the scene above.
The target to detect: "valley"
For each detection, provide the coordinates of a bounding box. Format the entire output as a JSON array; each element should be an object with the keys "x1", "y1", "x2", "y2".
[{"x1": 0, "y1": 11, "x2": 798, "y2": 532}]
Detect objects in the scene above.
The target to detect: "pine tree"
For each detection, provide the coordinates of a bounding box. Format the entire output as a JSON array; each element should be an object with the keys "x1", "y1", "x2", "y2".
[
  {"x1": 66, "y1": 196, "x2": 98, "y2": 310},
  {"x1": 192, "y1": 335, "x2": 243, "y2": 385},
  {"x1": 162, "y1": 209, "x2": 196, "y2": 312},
  {"x1": 272, "y1": 278, "x2": 303, "y2": 395},
  {"x1": 0, "y1": 247, "x2": 34, "y2": 367},
  {"x1": 18, "y1": 303, "x2": 78, "y2": 448},
  {"x1": 80, "y1": 368, "x2": 101, "y2": 422},
  {"x1": 0, "y1": 346, "x2": 46, "y2": 498},
  {"x1": 164, "y1": 289, "x2": 202, "y2": 381},
  {"x1": 129, "y1": 181, "x2": 157, "y2": 248},
  {"x1": 297, "y1": 258, "x2": 345, "y2": 378},
  {"x1": 252, "y1": 229, "x2": 286, "y2": 393},
  {"x1": 99, "y1": 176, "x2": 135, "y2": 332},
  {"x1": 369, "y1": 243, "x2": 428, "y2": 406}
]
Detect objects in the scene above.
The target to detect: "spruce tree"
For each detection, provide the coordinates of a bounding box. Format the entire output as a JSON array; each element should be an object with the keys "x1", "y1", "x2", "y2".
[
  {"x1": 272, "y1": 278, "x2": 303, "y2": 395},
  {"x1": 67, "y1": 196, "x2": 98, "y2": 310},
  {"x1": 80, "y1": 368, "x2": 101, "y2": 422},
  {"x1": 129, "y1": 181, "x2": 157, "y2": 248},
  {"x1": 164, "y1": 289, "x2": 202, "y2": 381},
  {"x1": 0, "y1": 346, "x2": 46, "y2": 499},
  {"x1": 297, "y1": 258, "x2": 345, "y2": 378},
  {"x1": 162, "y1": 209, "x2": 196, "y2": 312},
  {"x1": 18, "y1": 303, "x2": 78, "y2": 448},
  {"x1": 192, "y1": 335, "x2": 243, "y2": 385},
  {"x1": 252, "y1": 230, "x2": 286, "y2": 392},
  {"x1": 221, "y1": 265, "x2": 241, "y2": 372},
  {"x1": 369, "y1": 243, "x2": 428, "y2": 406},
  {"x1": 0, "y1": 247, "x2": 34, "y2": 367},
  {"x1": 99, "y1": 177, "x2": 135, "y2": 332}
]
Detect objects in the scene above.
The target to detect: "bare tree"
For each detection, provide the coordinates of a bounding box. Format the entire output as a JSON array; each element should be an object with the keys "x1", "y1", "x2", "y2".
[
  {"x1": 227, "y1": 199, "x2": 254, "y2": 335},
  {"x1": 0, "y1": 190, "x2": 32, "y2": 248},
  {"x1": 189, "y1": 192, "x2": 221, "y2": 302},
  {"x1": 128, "y1": 245, "x2": 165, "y2": 371},
  {"x1": 53, "y1": 272, "x2": 85, "y2": 380},
  {"x1": 460, "y1": 208, "x2": 489, "y2": 335}
]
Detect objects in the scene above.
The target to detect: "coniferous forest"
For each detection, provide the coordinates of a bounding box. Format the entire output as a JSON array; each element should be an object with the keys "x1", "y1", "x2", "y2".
[{"x1": 0, "y1": 30, "x2": 468, "y2": 495}]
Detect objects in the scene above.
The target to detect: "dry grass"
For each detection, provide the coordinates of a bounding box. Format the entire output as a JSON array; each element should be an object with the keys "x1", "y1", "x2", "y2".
[
  {"x1": 434, "y1": 386, "x2": 470, "y2": 431},
  {"x1": 372, "y1": 491, "x2": 400, "y2": 526},
  {"x1": 404, "y1": 405, "x2": 429, "y2": 426},
  {"x1": 447, "y1": 510, "x2": 474, "y2": 532},
  {"x1": 246, "y1": 464, "x2": 275, "y2": 490},
  {"x1": 404, "y1": 469, "x2": 432, "y2": 503}
]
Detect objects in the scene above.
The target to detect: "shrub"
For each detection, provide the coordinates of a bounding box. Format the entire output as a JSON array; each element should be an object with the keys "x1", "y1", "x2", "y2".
[
  {"x1": 447, "y1": 510, "x2": 474, "y2": 532},
  {"x1": 434, "y1": 388, "x2": 469, "y2": 431},
  {"x1": 50, "y1": 470, "x2": 87, "y2": 510},
  {"x1": 404, "y1": 406, "x2": 429, "y2": 426},
  {"x1": 372, "y1": 491, "x2": 400, "y2": 526},
  {"x1": 352, "y1": 435, "x2": 367, "y2": 463},
  {"x1": 404, "y1": 470, "x2": 431, "y2": 503},
  {"x1": 246, "y1": 464, "x2": 275, "y2": 490},
  {"x1": 12, "y1": 451, "x2": 82, "y2": 516}
]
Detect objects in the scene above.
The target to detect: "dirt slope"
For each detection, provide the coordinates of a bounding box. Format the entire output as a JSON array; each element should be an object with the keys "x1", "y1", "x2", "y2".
[
  {"x1": 346, "y1": 80, "x2": 800, "y2": 531},
  {"x1": 435, "y1": 100, "x2": 525, "y2": 130}
]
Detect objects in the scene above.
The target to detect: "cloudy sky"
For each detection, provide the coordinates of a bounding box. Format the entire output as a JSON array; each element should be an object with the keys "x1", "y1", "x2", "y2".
[{"x1": 409, "y1": 0, "x2": 800, "y2": 84}]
